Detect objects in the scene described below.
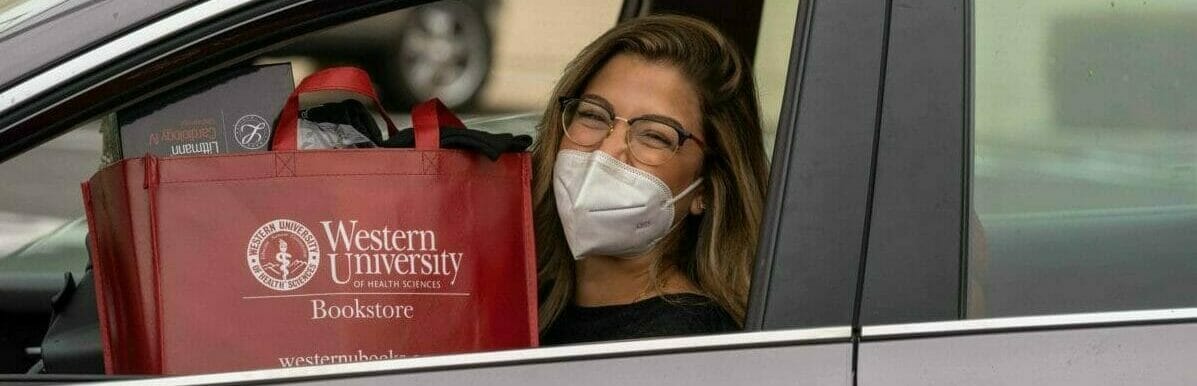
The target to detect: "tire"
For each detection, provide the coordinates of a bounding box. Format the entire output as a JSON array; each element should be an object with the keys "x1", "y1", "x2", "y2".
[{"x1": 383, "y1": 0, "x2": 492, "y2": 110}]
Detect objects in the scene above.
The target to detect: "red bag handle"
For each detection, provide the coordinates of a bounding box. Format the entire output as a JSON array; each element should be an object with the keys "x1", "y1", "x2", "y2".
[
  {"x1": 411, "y1": 98, "x2": 465, "y2": 150},
  {"x1": 272, "y1": 66, "x2": 399, "y2": 150}
]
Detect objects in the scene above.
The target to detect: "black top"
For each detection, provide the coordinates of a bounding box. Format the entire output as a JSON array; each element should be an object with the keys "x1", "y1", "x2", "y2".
[{"x1": 541, "y1": 293, "x2": 739, "y2": 345}]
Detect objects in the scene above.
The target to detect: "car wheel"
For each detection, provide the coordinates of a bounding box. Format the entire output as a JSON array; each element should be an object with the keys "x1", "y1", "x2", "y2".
[{"x1": 385, "y1": 1, "x2": 491, "y2": 109}]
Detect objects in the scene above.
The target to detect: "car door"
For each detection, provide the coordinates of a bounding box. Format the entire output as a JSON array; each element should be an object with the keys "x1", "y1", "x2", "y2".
[
  {"x1": 853, "y1": 0, "x2": 1197, "y2": 384},
  {"x1": 1, "y1": 0, "x2": 870, "y2": 384}
]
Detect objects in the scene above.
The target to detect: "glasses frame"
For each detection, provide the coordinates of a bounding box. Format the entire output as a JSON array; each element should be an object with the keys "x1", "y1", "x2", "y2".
[{"x1": 557, "y1": 96, "x2": 705, "y2": 165}]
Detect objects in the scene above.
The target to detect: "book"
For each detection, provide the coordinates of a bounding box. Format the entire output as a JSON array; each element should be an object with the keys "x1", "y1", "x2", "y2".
[{"x1": 114, "y1": 63, "x2": 294, "y2": 159}]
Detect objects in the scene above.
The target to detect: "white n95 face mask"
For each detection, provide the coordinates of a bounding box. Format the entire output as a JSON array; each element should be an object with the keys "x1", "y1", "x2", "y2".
[{"x1": 553, "y1": 149, "x2": 703, "y2": 260}]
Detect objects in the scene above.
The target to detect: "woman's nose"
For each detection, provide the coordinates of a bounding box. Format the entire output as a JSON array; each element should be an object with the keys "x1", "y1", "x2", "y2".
[{"x1": 596, "y1": 118, "x2": 632, "y2": 163}]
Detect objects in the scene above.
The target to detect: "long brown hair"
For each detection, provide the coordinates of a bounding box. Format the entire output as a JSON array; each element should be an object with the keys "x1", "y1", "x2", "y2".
[{"x1": 533, "y1": 15, "x2": 769, "y2": 330}]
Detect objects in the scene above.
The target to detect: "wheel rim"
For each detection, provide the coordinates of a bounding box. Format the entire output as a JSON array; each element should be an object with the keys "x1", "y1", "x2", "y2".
[{"x1": 397, "y1": 2, "x2": 488, "y2": 107}]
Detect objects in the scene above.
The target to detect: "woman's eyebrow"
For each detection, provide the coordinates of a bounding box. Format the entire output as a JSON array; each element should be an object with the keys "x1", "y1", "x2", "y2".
[
  {"x1": 638, "y1": 114, "x2": 687, "y2": 132},
  {"x1": 579, "y1": 93, "x2": 689, "y2": 130},
  {"x1": 579, "y1": 94, "x2": 615, "y2": 113}
]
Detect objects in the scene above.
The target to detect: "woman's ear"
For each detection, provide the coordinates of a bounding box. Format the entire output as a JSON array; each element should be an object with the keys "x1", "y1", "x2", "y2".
[{"x1": 689, "y1": 193, "x2": 706, "y2": 215}]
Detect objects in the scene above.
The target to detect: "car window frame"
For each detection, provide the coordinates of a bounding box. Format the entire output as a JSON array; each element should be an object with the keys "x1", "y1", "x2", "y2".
[
  {"x1": 854, "y1": 0, "x2": 967, "y2": 326},
  {"x1": 0, "y1": 0, "x2": 195, "y2": 92},
  {"x1": 747, "y1": 0, "x2": 893, "y2": 331},
  {"x1": 91, "y1": 328, "x2": 852, "y2": 385}
]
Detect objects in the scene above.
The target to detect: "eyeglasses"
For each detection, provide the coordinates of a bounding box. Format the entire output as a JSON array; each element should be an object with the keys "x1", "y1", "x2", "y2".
[{"x1": 558, "y1": 96, "x2": 705, "y2": 166}]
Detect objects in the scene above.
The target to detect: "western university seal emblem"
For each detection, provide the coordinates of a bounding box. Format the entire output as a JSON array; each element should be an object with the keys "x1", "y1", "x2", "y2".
[{"x1": 247, "y1": 219, "x2": 321, "y2": 291}]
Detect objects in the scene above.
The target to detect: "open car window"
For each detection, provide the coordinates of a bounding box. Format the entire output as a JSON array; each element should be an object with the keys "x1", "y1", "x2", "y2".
[{"x1": 0, "y1": 0, "x2": 825, "y2": 380}]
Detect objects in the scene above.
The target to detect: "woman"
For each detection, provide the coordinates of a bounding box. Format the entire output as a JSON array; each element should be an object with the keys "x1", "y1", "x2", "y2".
[{"x1": 533, "y1": 15, "x2": 769, "y2": 344}]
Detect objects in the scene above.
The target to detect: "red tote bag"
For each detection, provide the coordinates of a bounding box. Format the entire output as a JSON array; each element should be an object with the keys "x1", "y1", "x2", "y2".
[{"x1": 82, "y1": 67, "x2": 538, "y2": 375}]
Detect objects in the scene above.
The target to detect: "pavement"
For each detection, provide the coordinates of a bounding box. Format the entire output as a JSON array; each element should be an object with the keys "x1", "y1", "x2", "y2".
[{"x1": 0, "y1": 122, "x2": 101, "y2": 257}]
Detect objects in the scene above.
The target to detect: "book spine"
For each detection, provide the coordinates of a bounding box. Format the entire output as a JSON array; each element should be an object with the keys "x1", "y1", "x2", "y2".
[{"x1": 99, "y1": 113, "x2": 121, "y2": 166}]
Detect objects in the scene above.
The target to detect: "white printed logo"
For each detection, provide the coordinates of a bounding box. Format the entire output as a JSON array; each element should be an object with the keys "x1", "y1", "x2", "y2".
[
  {"x1": 234, "y1": 114, "x2": 271, "y2": 150},
  {"x1": 247, "y1": 219, "x2": 321, "y2": 291}
]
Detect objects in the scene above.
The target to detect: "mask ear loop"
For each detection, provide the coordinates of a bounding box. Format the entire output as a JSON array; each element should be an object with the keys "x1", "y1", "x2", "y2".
[
  {"x1": 653, "y1": 177, "x2": 705, "y2": 244},
  {"x1": 665, "y1": 178, "x2": 704, "y2": 207}
]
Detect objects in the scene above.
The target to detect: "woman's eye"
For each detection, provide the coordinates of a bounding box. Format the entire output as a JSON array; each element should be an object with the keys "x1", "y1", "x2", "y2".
[
  {"x1": 576, "y1": 110, "x2": 610, "y2": 129},
  {"x1": 579, "y1": 111, "x2": 606, "y2": 121},
  {"x1": 636, "y1": 130, "x2": 676, "y2": 149}
]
